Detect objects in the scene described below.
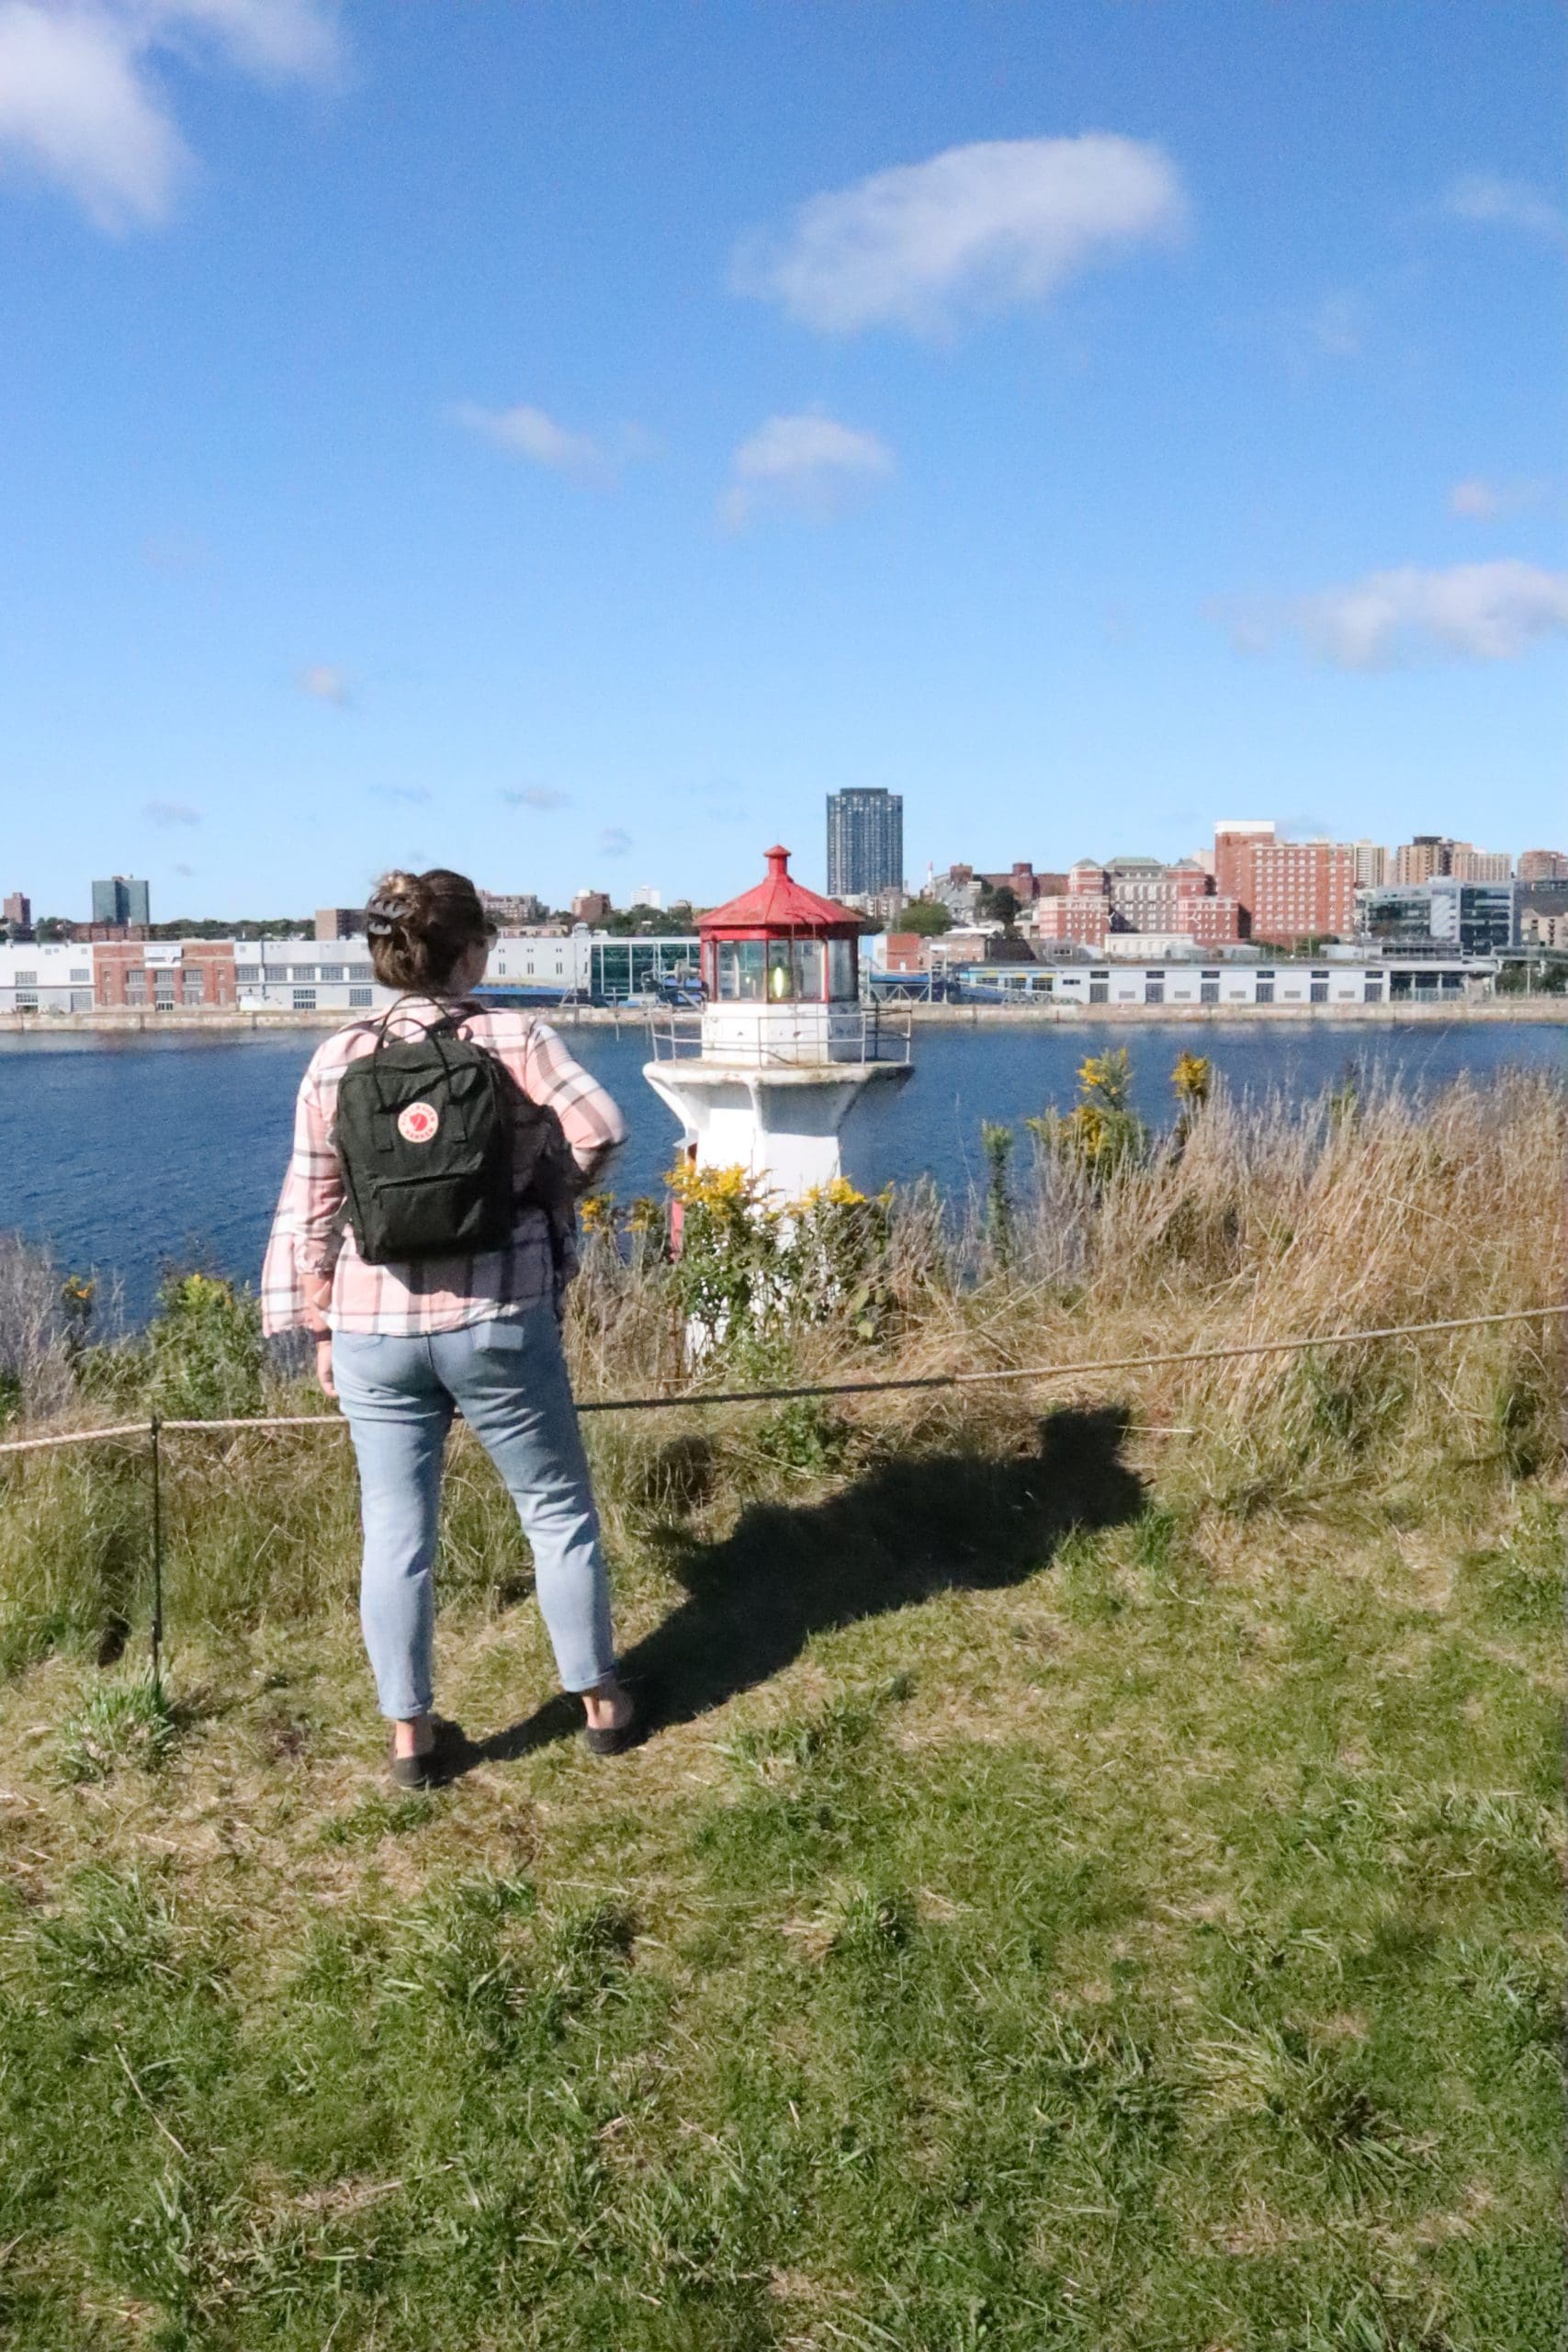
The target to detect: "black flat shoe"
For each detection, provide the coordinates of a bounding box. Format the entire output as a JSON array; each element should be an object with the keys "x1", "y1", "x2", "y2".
[
  {"x1": 581, "y1": 1689, "x2": 641, "y2": 1757},
  {"x1": 387, "y1": 1715, "x2": 464, "y2": 1789}
]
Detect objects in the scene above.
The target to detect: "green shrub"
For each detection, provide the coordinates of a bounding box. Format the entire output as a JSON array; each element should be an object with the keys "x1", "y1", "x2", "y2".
[{"x1": 147, "y1": 1272, "x2": 264, "y2": 1420}]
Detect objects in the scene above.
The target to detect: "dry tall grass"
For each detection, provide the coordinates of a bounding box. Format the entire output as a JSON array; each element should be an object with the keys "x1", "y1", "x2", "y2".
[
  {"x1": 0, "y1": 1071, "x2": 1562, "y2": 1674},
  {"x1": 570, "y1": 1068, "x2": 1567, "y2": 1506}
]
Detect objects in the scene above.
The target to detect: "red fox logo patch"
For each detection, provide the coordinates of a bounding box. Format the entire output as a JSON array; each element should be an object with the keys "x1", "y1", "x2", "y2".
[{"x1": 398, "y1": 1102, "x2": 439, "y2": 1145}]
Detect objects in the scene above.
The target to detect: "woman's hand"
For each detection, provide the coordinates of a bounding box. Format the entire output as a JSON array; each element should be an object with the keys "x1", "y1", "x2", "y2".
[{"x1": 315, "y1": 1335, "x2": 336, "y2": 1398}]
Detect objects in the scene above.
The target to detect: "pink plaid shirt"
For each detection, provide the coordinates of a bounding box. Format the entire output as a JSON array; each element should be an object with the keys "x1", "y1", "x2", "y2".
[{"x1": 260, "y1": 1001, "x2": 626, "y2": 1338}]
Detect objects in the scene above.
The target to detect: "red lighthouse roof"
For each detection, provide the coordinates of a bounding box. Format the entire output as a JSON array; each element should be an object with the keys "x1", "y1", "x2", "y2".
[{"x1": 699, "y1": 846, "x2": 860, "y2": 936}]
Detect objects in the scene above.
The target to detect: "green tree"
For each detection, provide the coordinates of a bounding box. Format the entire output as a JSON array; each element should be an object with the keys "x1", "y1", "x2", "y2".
[
  {"x1": 899, "y1": 898, "x2": 953, "y2": 936},
  {"x1": 603, "y1": 901, "x2": 700, "y2": 936},
  {"x1": 976, "y1": 883, "x2": 1021, "y2": 930}
]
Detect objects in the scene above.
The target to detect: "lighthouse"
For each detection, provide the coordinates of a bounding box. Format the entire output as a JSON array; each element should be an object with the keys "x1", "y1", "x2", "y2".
[{"x1": 643, "y1": 845, "x2": 912, "y2": 1200}]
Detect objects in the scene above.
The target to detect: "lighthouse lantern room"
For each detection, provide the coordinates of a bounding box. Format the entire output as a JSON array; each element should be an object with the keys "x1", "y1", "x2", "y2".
[{"x1": 644, "y1": 845, "x2": 911, "y2": 1199}]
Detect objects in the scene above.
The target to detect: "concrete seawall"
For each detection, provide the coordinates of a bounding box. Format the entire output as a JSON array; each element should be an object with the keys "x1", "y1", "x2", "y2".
[{"x1": 1, "y1": 998, "x2": 1566, "y2": 1038}]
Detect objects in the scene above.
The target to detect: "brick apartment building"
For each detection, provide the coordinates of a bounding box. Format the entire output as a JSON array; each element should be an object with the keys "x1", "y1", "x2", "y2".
[
  {"x1": 1035, "y1": 854, "x2": 1246, "y2": 950},
  {"x1": 1391, "y1": 836, "x2": 1513, "y2": 885},
  {"x1": 94, "y1": 941, "x2": 237, "y2": 1010},
  {"x1": 1032, "y1": 894, "x2": 1116, "y2": 947},
  {"x1": 1215, "y1": 822, "x2": 1356, "y2": 946}
]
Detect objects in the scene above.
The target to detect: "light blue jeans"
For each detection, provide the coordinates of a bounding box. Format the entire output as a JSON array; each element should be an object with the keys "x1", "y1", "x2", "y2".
[{"x1": 332, "y1": 1308, "x2": 616, "y2": 1719}]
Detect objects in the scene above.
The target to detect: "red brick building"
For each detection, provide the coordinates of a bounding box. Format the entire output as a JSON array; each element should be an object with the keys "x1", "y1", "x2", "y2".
[
  {"x1": 1032, "y1": 895, "x2": 1111, "y2": 948},
  {"x1": 1040, "y1": 856, "x2": 1246, "y2": 949},
  {"x1": 93, "y1": 942, "x2": 237, "y2": 1010},
  {"x1": 1215, "y1": 822, "x2": 1356, "y2": 946}
]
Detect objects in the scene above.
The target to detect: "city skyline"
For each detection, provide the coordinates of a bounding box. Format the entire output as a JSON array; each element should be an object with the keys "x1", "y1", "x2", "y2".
[
  {"x1": 6, "y1": 812, "x2": 1562, "y2": 946},
  {"x1": 0, "y1": 3, "x2": 1562, "y2": 914}
]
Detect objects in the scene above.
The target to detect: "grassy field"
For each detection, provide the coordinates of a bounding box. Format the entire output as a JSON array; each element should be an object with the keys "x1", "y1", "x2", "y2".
[{"x1": 0, "y1": 1068, "x2": 1563, "y2": 2349}]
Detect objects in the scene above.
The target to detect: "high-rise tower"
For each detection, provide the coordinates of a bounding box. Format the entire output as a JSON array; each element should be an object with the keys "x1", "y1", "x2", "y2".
[{"x1": 826, "y1": 789, "x2": 903, "y2": 899}]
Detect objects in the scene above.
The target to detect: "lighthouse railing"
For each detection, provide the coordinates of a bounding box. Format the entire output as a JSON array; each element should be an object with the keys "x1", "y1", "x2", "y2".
[{"x1": 646, "y1": 1007, "x2": 911, "y2": 1067}]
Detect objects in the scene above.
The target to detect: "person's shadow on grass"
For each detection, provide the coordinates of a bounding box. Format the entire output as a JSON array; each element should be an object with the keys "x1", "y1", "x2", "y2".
[{"x1": 462, "y1": 1404, "x2": 1143, "y2": 1768}]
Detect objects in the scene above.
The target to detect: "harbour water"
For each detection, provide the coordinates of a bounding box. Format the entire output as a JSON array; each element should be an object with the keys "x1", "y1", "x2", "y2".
[{"x1": 0, "y1": 1021, "x2": 1561, "y2": 1325}]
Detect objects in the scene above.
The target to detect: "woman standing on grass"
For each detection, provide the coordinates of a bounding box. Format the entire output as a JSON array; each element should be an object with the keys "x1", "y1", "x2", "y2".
[{"x1": 261, "y1": 867, "x2": 637, "y2": 1781}]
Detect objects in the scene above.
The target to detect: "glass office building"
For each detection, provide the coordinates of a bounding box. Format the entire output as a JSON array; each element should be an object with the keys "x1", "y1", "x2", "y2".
[
  {"x1": 91, "y1": 876, "x2": 151, "y2": 927},
  {"x1": 826, "y1": 789, "x2": 903, "y2": 899},
  {"x1": 1359, "y1": 880, "x2": 1517, "y2": 956}
]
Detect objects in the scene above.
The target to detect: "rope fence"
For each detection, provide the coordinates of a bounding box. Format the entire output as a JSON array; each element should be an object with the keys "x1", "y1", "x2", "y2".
[{"x1": 2, "y1": 1297, "x2": 1563, "y2": 1688}]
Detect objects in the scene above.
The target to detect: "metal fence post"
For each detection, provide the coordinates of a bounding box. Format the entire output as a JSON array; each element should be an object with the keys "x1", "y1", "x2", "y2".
[{"x1": 148, "y1": 1414, "x2": 164, "y2": 1690}]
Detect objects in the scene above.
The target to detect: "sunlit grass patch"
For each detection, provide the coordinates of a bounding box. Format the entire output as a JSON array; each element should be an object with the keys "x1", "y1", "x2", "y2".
[
  {"x1": 0, "y1": 1071, "x2": 1562, "y2": 2345},
  {"x1": 55, "y1": 1673, "x2": 179, "y2": 1784}
]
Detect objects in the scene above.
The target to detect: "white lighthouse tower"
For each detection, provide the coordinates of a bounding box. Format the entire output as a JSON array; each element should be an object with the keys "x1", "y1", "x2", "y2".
[{"x1": 643, "y1": 844, "x2": 911, "y2": 1199}]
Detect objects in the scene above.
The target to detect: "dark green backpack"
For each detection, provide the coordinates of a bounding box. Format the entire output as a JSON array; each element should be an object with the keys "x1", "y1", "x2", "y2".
[{"x1": 333, "y1": 1010, "x2": 522, "y2": 1264}]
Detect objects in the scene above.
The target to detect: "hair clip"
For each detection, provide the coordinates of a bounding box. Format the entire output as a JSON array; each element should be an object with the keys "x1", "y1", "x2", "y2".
[{"x1": 365, "y1": 892, "x2": 409, "y2": 937}]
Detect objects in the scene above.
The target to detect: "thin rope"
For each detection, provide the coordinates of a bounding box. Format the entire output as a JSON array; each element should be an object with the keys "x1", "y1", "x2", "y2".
[
  {"x1": 0, "y1": 1418, "x2": 153, "y2": 1456},
  {"x1": 1, "y1": 1299, "x2": 1562, "y2": 1456},
  {"x1": 161, "y1": 1413, "x2": 348, "y2": 1434},
  {"x1": 571, "y1": 1299, "x2": 1568, "y2": 1414}
]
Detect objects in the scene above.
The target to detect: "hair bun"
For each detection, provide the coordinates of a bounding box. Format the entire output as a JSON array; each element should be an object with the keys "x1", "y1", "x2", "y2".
[
  {"x1": 364, "y1": 865, "x2": 487, "y2": 992},
  {"x1": 366, "y1": 870, "x2": 423, "y2": 937}
]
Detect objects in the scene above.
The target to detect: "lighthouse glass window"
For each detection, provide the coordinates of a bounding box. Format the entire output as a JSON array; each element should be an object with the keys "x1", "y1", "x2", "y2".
[
  {"x1": 792, "y1": 940, "x2": 825, "y2": 999},
  {"x1": 716, "y1": 941, "x2": 766, "y2": 1000},
  {"x1": 827, "y1": 939, "x2": 856, "y2": 999}
]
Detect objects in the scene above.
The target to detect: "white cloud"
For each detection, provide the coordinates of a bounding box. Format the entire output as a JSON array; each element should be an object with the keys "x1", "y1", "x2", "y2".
[
  {"x1": 501, "y1": 786, "x2": 570, "y2": 810},
  {"x1": 0, "y1": 0, "x2": 338, "y2": 232},
  {"x1": 734, "y1": 132, "x2": 1189, "y2": 335},
  {"x1": 452, "y1": 401, "x2": 652, "y2": 487},
  {"x1": 721, "y1": 412, "x2": 894, "y2": 529},
  {"x1": 298, "y1": 662, "x2": 351, "y2": 707},
  {"x1": 1443, "y1": 173, "x2": 1567, "y2": 243},
  {"x1": 143, "y1": 797, "x2": 199, "y2": 826},
  {"x1": 0, "y1": 4, "x2": 182, "y2": 227},
  {"x1": 599, "y1": 826, "x2": 633, "y2": 857},
  {"x1": 370, "y1": 784, "x2": 431, "y2": 806},
  {"x1": 151, "y1": 0, "x2": 340, "y2": 80},
  {"x1": 1226, "y1": 560, "x2": 1568, "y2": 669},
  {"x1": 1449, "y1": 475, "x2": 1549, "y2": 521}
]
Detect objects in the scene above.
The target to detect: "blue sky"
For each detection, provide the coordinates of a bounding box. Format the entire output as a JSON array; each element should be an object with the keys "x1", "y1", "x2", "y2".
[{"x1": 0, "y1": 0, "x2": 1562, "y2": 919}]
